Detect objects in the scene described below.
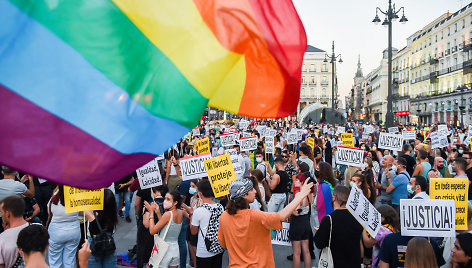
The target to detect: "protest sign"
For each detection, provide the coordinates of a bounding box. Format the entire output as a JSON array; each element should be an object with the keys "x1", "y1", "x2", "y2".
[
  {"x1": 378, "y1": 132, "x2": 404, "y2": 151},
  {"x1": 271, "y1": 222, "x2": 291, "y2": 246},
  {"x1": 242, "y1": 132, "x2": 251, "y2": 138},
  {"x1": 239, "y1": 120, "x2": 249, "y2": 131},
  {"x1": 341, "y1": 133, "x2": 355, "y2": 148},
  {"x1": 430, "y1": 178, "x2": 469, "y2": 230},
  {"x1": 239, "y1": 136, "x2": 258, "y2": 151},
  {"x1": 204, "y1": 154, "x2": 237, "y2": 198},
  {"x1": 347, "y1": 185, "x2": 381, "y2": 238},
  {"x1": 225, "y1": 149, "x2": 244, "y2": 178},
  {"x1": 192, "y1": 128, "x2": 200, "y2": 136},
  {"x1": 400, "y1": 199, "x2": 455, "y2": 237},
  {"x1": 336, "y1": 126, "x2": 345, "y2": 135},
  {"x1": 361, "y1": 134, "x2": 370, "y2": 140},
  {"x1": 220, "y1": 133, "x2": 237, "y2": 147},
  {"x1": 438, "y1": 124, "x2": 449, "y2": 136},
  {"x1": 180, "y1": 153, "x2": 212, "y2": 181},
  {"x1": 402, "y1": 131, "x2": 416, "y2": 140},
  {"x1": 364, "y1": 125, "x2": 374, "y2": 134},
  {"x1": 430, "y1": 131, "x2": 449, "y2": 149},
  {"x1": 468, "y1": 125, "x2": 472, "y2": 137},
  {"x1": 197, "y1": 137, "x2": 210, "y2": 155},
  {"x1": 388, "y1": 127, "x2": 399, "y2": 133},
  {"x1": 64, "y1": 186, "x2": 104, "y2": 213},
  {"x1": 265, "y1": 136, "x2": 275, "y2": 154},
  {"x1": 256, "y1": 126, "x2": 266, "y2": 136},
  {"x1": 335, "y1": 146, "x2": 365, "y2": 168},
  {"x1": 307, "y1": 137, "x2": 315, "y2": 149},
  {"x1": 296, "y1": 129, "x2": 304, "y2": 141},
  {"x1": 287, "y1": 132, "x2": 298, "y2": 145},
  {"x1": 265, "y1": 128, "x2": 277, "y2": 137},
  {"x1": 137, "y1": 158, "x2": 163, "y2": 189}
]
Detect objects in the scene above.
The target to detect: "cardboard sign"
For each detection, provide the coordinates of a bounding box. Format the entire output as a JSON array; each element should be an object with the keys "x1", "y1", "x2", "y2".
[
  {"x1": 287, "y1": 132, "x2": 298, "y2": 145},
  {"x1": 220, "y1": 133, "x2": 237, "y2": 147},
  {"x1": 64, "y1": 186, "x2": 104, "y2": 213},
  {"x1": 137, "y1": 158, "x2": 163, "y2": 189},
  {"x1": 347, "y1": 185, "x2": 381, "y2": 238},
  {"x1": 239, "y1": 136, "x2": 258, "y2": 151},
  {"x1": 335, "y1": 146, "x2": 365, "y2": 168},
  {"x1": 430, "y1": 178, "x2": 469, "y2": 230},
  {"x1": 402, "y1": 131, "x2": 417, "y2": 140},
  {"x1": 388, "y1": 127, "x2": 399, "y2": 133},
  {"x1": 204, "y1": 154, "x2": 237, "y2": 198},
  {"x1": 438, "y1": 125, "x2": 449, "y2": 136},
  {"x1": 271, "y1": 222, "x2": 291, "y2": 246},
  {"x1": 336, "y1": 126, "x2": 345, "y2": 135},
  {"x1": 265, "y1": 136, "x2": 275, "y2": 154},
  {"x1": 400, "y1": 199, "x2": 455, "y2": 237},
  {"x1": 430, "y1": 131, "x2": 449, "y2": 149},
  {"x1": 378, "y1": 132, "x2": 404, "y2": 151},
  {"x1": 307, "y1": 137, "x2": 315, "y2": 149},
  {"x1": 341, "y1": 133, "x2": 355, "y2": 148},
  {"x1": 192, "y1": 128, "x2": 200, "y2": 136},
  {"x1": 197, "y1": 137, "x2": 210, "y2": 155},
  {"x1": 180, "y1": 153, "x2": 212, "y2": 181},
  {"x1": 225, "y1": 149, "x2": 244, "y2": 178},
  {"x1": 364, "y1": 125, "x2": 374, "y2": 134}
]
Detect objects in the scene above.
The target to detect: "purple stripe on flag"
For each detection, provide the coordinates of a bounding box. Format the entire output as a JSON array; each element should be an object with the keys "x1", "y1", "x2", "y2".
[{"x1": 0, "y1": 84, "x2": 155, "y2": 189}]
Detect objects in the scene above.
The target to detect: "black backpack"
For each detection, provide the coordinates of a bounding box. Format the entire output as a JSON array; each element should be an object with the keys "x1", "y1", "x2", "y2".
[{"x1": 90, "y1": 211, "x2": 116, "y2": 257}]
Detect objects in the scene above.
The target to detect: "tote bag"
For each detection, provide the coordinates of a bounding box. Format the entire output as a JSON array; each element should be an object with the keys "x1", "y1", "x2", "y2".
[
  {"x1": 147, "y1": 211, "x2": 173, "y2": 268},
  {"x1": 318, "y1": 215, "x2": 334, "y2": 268}
]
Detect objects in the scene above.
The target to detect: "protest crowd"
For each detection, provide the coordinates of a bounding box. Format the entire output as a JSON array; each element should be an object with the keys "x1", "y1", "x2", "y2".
[{"x1": 1, "y1": 119, "x2": 472, "y2": 268}]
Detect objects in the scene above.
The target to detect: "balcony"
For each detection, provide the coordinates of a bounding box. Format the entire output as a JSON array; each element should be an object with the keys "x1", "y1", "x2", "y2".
[
  {"x1": 429, "y1": 71, "x2": 439, "y2": 82},
  {"x1": 463, "y1": 41, "x2": 472, "y2": 52},
  {"x1": 452, "y1": 46, "x2": 457, "y2": 53},
  {"x1": 429, "y1": 57, "x2": 439, "y2": 65},
  {"x1": 321, "y1": 81, "x2": 329, "y2": 86},
  {"x1": 444, "y1": 49, "x2": 451, "y2": 56},
  {"x1": 463, "y1": 59, "x2": 472, "y2": 74}
]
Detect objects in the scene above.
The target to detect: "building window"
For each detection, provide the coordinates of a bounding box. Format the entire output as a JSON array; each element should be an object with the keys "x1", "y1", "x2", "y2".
[
  {"x1": 310, "y1": 76, "x2": 315, "y2": 84},
  {"x1": 310, "y1": 64, "x2": 315, "y2": 72},
  {"x1": 435, "y1": 102, "x2": 438, "y2": 111},
  {"x1": 469, "y1": 98, "x2": 472, "y2": 109},
  {"x1": 448, "y1": 27, "x2": 450, "y2": 36},
  {"x1": 322, "y1": 64, "x2": 328, "y2": 72},
  {"x1": 301, "y1": 87, "x2": 306, "y2": 98},
  {"x1": 447, "y1": 101, "x2": 452, "y2": 111},
  {"x1": 302, "y1": 64, "x2": 306, "y2": 72},
  {"x1": 463, "y1": 19, "x2": 466, "y2": 28},
  {"x1": 455, "y1": 23, "x2": 458, "y2": 33},
  {"x1": 322, "y1": 88, "x2": 327, "y2": 98},
  {"x1": 302, "y1": 76, "x2": 306, "y2": 84}
]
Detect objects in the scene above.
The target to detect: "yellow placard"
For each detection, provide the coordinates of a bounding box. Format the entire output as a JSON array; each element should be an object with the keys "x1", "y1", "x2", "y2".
[
  {"x1": 198, "y1": 137, "x2": 210, "y2": 155},
  {"x1": 204, "y1": 154, "x2": 237, "y2": 198},
  {"x1": 64, "y1": 186, "x2": 104, "y2": 213},
  {"x1": 430, "y1": 178, "x2": 469, "y2": 230},
  {"x1": 470, "y1": 137, "x2": 472, "y2": 151},
  {"x1": 341, "y1": 133, "x2": 355, "y2": 148},
  {"x1": 307, "y1": 137, "x2": 314, "y2": 149}
]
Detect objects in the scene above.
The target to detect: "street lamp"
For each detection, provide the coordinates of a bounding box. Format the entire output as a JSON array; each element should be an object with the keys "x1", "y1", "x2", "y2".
[
  {"x1": 324, "y1": 41, "x2": 342, "y2": 110},
  {"x1": 456, "y1": 86, "x2": 467, "y2": 128},
  {"x1": 372, "y1": 0, "x2": 407, "y2": 128}
]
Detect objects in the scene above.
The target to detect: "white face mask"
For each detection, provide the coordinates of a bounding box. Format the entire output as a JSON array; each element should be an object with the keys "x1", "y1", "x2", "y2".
[
  {"x1": 349, "y1": 181, "x2": 356, "y2": 188},
  {"x1": 458, "y1": 149, "x2": 464, "y2": 154},
  {"x1": 407, "y1": 184, "x2": 414, "y2": 194},
  {"x1": 256, "y1": 157, "x2": 263, "y2": 163},
  {"x1": 163, "y1": 200, "x2": 172, "y2": 210},
  {"x1": 361, "y1": 146, "x2": 366, "y2": 150},
  {"x1": 372, "y1": 146, "x2": 377, "y2": 150}
]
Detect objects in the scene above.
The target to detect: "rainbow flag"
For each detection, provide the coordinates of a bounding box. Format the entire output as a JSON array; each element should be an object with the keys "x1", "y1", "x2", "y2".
[{"x1": 0, "y1": 0, "x2": 306, "y2": 189}]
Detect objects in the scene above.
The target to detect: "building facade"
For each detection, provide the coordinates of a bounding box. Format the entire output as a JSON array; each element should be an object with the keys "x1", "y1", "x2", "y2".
[{"x1": 297, "y1": 45, "x2": 335, "y2": 116}]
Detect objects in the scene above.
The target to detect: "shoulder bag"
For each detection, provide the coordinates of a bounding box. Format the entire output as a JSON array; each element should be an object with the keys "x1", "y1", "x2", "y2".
[
  {"x1": 318, "y1": 215, "x2": 334, "y2": 268},
  {"x1": 147, "y1": 210, "x2": 173, "y2": 268}
]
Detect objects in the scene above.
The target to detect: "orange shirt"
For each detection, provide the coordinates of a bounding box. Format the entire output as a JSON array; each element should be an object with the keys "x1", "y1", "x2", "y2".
[{"x1": 218, "y1": 209, "x2": 282, "y2": 268}]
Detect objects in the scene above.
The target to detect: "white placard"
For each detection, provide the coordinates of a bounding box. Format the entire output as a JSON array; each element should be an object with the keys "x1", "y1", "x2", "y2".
[
  {"x1": 265, "y1": 136, "x2": 275, "y2": 154},
  {"x1": 336, "y1": 126, "x2": 345, "y2": 135},
  {"x1": 287, "y1": 132, "x2": 298, "y2": 145},
  {"x1": 468, "y1": 125, "x2": 472, "y2": 138},
  {"x1": 402, "y1": 131, "x2": 417, "y2": 140},
  {"x1": 239, "y1": 136, "x2": 258, "y2": 151},
  {"x1": 438, "y1": 124, "x2": 449, "y2": 136},
  {"x1": 362, "y1": 134, "x2": 370, "y2": 140},
  {"x1": 323, "y1": 126, "x2": 328, "y2": 132},
  {"x1": 378, "y1": 132, "x2": 404, "y2": 151},
  {"x1": 265, "y1": 128, "x2": 277, "y2": 138},
  {"x1": 400, "y1": 199, "x2": 456, "y2": 237},
  {"x1": 137, "y1": 158, "x2": 163, "y2": 189},
  {"x1": 388, "y1": 127, "x2": 399, "y2": 133},
  {"x1": 364, "y1": 125, "x2": 374, "y2": 134},
  {"x1": 256, "y1": 126, "x2": 266, "y2": 136},
  {"x1": 347, "y1": 185, "x2": 381, "y2": 238},
  {"x1": 192, "y1": 128, "x2": 200, "y2": 136},
  {"x1": 220, "y1": 133, "x2": 237, "y2": 147},
  {"x1": 225, "y1": 149, "x2": 243, "y2": 178},
  {"x1": 335, "y1": 146, "x2": 365, "y2": 167},
  {"x1": 242, "y1": 132, "x2": 252, "y2": 138},
  {"x1": 296, "y1": 129, "x2": 304, "y2": 141},
  {"x1": 430, "y1": 131, "x2": 449, "y2": 149},
  {"x1": 179, "y1": 153, "x2": 212, "y2": 181},
  {"x1": 239, "y1": 120, "x2": 249, "y2": 131},
  {"x1": 271, "y1": 222, "x2": 291, "y2": 246}
]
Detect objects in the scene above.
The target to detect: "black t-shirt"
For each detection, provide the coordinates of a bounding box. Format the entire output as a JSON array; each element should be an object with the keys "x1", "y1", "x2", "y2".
[
  {"x1": 398, "y1": 154, "x2": 415, "y2": 177},
  {"x1": 136, "y1": 188, "x2": 153, "y2": 221},
  {"x1": 379, "y1": 233, "x2": 445, "y2": 267},
  {"x1": 314, "y1": 146, "x2": 322, "y2": 164},
  {"x1": 273, "y1": 170, "x2": 290, "y2": 194},
  {"x1": 23, "y1": 197, "x2": 37, "y2": 218},
  {"x1": 114, "y1": 174, "x2": 134, "y2": 193},
  {"x1": 314, "y1": 209, "x2": 363, "y2": 268}
]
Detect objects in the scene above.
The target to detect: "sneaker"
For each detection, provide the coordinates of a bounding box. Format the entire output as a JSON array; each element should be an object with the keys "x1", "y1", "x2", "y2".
[
  {"x1": 119, "y1": 211, "x2": 124, "y2": 218},
  {"x1": 125, "y1": 216, "x2": 132, "y2": 223}
]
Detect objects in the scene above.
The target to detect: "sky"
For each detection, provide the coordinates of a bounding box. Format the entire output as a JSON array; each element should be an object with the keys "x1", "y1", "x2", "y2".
[{"x1": 292, "y1": 0, "x2": 467, "y2": 105}]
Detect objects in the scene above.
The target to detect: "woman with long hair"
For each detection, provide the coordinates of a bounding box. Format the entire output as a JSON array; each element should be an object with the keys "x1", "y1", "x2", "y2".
[
  {"x1": 84, "y1": 189, "x2": 118, "y2": 267},
  {"x1": 248, "y1": 175, "x2": 267, "y2": 211},
  {"x1": 250, "y1": 169, "x2": 271, "y2": 205},
  {"x1": 350, "y1": 172, "x2": 371, "y2": 200},
  {"x1": 47, "y1": 185, "x2": 81, "y2": 268},
  {"x1": 166, "y1": 149, "x2": 182, "y2": 192},
  {"x1": 145, "y1": 190, "x2": 183, "y2": 268},
  {"x1": 451, "y1": 233, "x2": 472, "y2": 268},
  {"x1": 405, "y1": 237, "x2": 438, "y2": 268},
  {"x1": 315, "y1": 162, "x2": 336, "y2": 224}
]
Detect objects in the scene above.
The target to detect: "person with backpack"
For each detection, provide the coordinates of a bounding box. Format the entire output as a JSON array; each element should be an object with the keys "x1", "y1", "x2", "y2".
[
  {"x1": 84, "y1": 189, "x2": 118, "y2": 267},
  {"x1": 190, "y1": 179, "x2": 224, "y2": 267}
]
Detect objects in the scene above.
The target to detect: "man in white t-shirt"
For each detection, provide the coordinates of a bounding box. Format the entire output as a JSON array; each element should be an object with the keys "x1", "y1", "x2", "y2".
[
  {"x1": 190, "y1": 179, "x2": 224, "y2": 268},
  {"x1": 0, "y1": 195, "x2": 29, "y2": 268}
]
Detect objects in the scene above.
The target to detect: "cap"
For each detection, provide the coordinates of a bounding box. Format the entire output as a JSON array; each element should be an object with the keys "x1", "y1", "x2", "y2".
[{"x1": 229, "y1": 178, "x2": 253, "y2": 201}]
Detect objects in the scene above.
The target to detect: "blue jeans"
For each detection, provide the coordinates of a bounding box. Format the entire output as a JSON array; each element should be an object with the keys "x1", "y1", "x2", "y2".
[
  {"x1": 178, "y1": 217, "x2": 189, "y2": 268},
  {"x1": 48, "y1": 221, "x2": 81, "y2": 268},
  {"x1": 267, "y1": 193, "x2": 286, "y2": 212},
  {"x1": 115, "y1": 191, "x2": 131, "y2": 217},
  {"x1": 87, "y1": 236, "x2": 117, "y2": 268}
]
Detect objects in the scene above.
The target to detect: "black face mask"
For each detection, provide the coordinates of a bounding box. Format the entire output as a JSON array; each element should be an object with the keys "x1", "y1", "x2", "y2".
[{"x1": 314, "y1": 170, "x2": 320, "y2": 178}]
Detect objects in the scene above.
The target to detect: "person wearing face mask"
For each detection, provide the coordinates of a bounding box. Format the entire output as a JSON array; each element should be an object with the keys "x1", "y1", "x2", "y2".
[
  {"x1": 386, "y1": 158, "x2": 410, "y2": 210},
  {"x1": 267, "y1": 157, "x2": 290, "y2": 213},
  {"x1": 410, "y1": 175, "x2": 429, "y2": 199},
  {"x1": 376, "y1": 155, "x2": 396, "y2": 206},
  {"x1": 144, "y1": 190, "x2": 184, "y2": 268},
  {"x1": 255, "y1": 151, "x2": 267, "y2": 179}
]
